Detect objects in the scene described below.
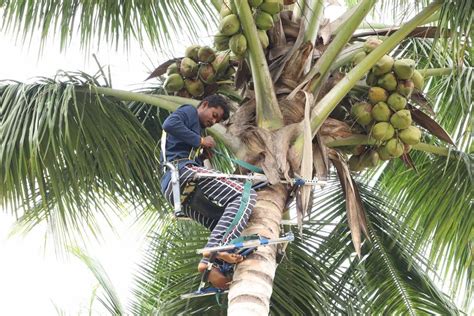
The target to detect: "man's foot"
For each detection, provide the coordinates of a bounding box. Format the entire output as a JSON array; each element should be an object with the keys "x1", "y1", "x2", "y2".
[
  {"x1": 203, "y1": 251, "x2": 244, "y2": 264},
  {"x1": 198, "y1": 262, "x2": 232, "y2": 290}
]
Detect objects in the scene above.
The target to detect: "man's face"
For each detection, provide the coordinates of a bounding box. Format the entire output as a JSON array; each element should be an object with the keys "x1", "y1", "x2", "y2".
[{"x1": 198, "y1": 102, "x2": 224, "y2": 128}]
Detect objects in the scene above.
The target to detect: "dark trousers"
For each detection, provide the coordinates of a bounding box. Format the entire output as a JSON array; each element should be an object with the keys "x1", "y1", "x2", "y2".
[{"x1": 164, "y1": 165, "x2": 257, "y2": 254}]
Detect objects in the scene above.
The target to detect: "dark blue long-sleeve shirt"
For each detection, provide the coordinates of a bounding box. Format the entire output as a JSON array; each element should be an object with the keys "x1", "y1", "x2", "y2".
[
  {"x1": 160, "y1": 104, "x2": 203, "y2": 192},
  {"x1": 162, "y1": 104, "x2": 202, "y2": 162}
]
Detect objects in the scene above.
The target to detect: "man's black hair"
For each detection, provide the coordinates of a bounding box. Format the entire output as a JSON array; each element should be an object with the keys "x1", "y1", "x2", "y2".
[{"x1": 198, "y1": 94, "x2": 230, "y2": 121}]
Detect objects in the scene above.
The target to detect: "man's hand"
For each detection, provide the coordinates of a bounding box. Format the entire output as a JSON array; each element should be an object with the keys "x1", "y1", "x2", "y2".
[
  {"x1": 199, "y1": 148, "x2": 214, "y2": 161},
  {"x1": 200, "y1": 136, "x2": 216, "y2": 148}
]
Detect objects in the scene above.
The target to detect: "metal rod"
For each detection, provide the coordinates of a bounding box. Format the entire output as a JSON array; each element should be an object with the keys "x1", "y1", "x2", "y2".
[
  {"x1": 194, "y1": 172, "x2": 326, "y2": 187},
  {"x1": 196, "y1": 234, "x2": 294, "y2": 254}
]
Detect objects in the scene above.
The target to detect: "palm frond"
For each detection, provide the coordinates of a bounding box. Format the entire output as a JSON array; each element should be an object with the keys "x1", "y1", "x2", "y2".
[
  {"x1": 0, "y1": 72, "x2": 164, "y2": 244},
  {"x1": 355, "y1": 184, "x2": 460, "y2": 315},
  {"x1": 0, "y1": 1, "x2": 218, "y2": 52},
  {"x1": 375, "y1": 151, "x2": 473, "y2": 302},
  {"x1": 71, "y1": 247, "x2": 124, "y2": 315},
  {"x1": 130, "y1": 218, "x2": 216, "y2": 315}
]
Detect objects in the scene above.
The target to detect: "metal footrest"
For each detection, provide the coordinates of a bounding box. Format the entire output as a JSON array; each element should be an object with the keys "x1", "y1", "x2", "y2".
[
  {"x1": 181, "y1": 288, "x2": 228, "y2": 299},
  {"x1": 196, "y1": 233, "x2": 294, "y2": 255}
]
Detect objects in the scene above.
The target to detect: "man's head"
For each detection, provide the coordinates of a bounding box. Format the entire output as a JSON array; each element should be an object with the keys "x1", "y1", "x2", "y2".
[{"x1": 197, "y1": 95, "x2": 230, "y2": 128}]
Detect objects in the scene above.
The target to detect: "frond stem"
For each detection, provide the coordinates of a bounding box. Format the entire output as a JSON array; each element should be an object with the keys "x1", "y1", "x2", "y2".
[
  {"x1": 83, "y1": 86, "x2": 241, "y2": 153},
  {"x1": 235, "y1": 0, "x2": 284, "y2": 130},
  {"x1": 305, "y1": 0, "x2": 376, "y2": 95}
]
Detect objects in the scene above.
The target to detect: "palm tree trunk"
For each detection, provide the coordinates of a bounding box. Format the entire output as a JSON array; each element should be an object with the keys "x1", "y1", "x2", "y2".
[{"x1": 227, "y1": 184, "x2": 289, "y2": 315}]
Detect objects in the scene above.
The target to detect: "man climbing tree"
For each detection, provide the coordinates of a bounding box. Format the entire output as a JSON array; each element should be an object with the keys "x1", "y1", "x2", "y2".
[{"x1": 161, "y1": 94, "x2": 257, "y2": 289}]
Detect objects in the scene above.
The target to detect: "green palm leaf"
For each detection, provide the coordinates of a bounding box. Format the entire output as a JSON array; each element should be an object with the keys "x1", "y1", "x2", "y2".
[
  {"x1": 376, "y1": 151, "x2": 473, "y2": 302},
  {"x1": 71, "y1": 247, "x2": 124, "y2": 315},
  {"x1": 0, "y1": 73, "x2": 163, "y2": 242},
  {"x1": 0, "y1": 1, "x2": 218, "y2": 51}
]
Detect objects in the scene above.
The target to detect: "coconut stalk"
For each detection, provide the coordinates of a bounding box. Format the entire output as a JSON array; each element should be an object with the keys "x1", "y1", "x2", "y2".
[
  {"x1": 235, "y1": 0, "x2": 284, "y2": 130},
  {"x1": 304, "y1": 0, "x2": 376, "y2": 95},
  {"x1": 292, "y1": 0, "x2": 306, "y2": 22},
  {"x1": 421, "y1": 67, "x2": 455, "y2": 77},
  {"x1": 81, "y1": 86, "x2": 241, "y2": 153},
  {"x1": 303, "y1": 0, "x2": 324, "y2": 44},
  {"x1": 293, "y1": 0, "x2": 443, "y2": 153}
]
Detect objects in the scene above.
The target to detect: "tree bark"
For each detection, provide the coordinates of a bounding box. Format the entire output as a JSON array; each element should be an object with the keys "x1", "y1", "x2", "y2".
[{"x1": 227, "y1": 184, "x2": 289, "y2": 315}]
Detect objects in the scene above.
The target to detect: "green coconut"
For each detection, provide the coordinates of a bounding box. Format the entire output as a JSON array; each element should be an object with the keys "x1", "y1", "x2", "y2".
[
  {"x1": 360, "y1": 150, "x2": 380, "y2": 168},
  {"x1": 364, "y1": 37, "x2": 383, "y2": 53},
  {"x1": 348, "y1": 155, "x2": 364, "y2": 171},
  {"x1": 212, "y1": 52, "x2": 231, "y2": 76},
  {"x1": 397, "y1": 79, "x2": 415, "y2": 98},
  {"x1": 372, "y1": 55, "x2": 394, "y2": 76},
  {"x1": 214, "y1": 32, "x2": 230, "y2": 50},
  {"x1": 229, "y1": 33, "x2": 247, "y2": 57},
  {"x1": 377, "y1": 146, "x2": 392, "y2": 161},
  {"x1": 390, "y1": 109, "x2": 412, "y2": 129},
  {"x1": 351, "y1": 101, "x2": 373, "y2": 126},
  {"x1": 412, "y1": 69, "x2": 424, "y2": 90},
  {"x1": 372, "y1": 102, "x2": 392, "y2": 122},
  {"x1": 393, "y1": 58, "x2": 416, "y2": 80},
  {"x1": 175, "y1": 88, "x2": 192, "y2": 98},
  {"x1": 180, "y1": 57, "x2": 198, "y2": 78},
  {"x1": 164, "y1": 73, "x2": 184, "y2": 92},
  {"x1": 166, "y1": 62, "x2": 179, "y2": 76},
  {"x1": 260, "y1": 0, "x2": 283, "y2": 15},
  {"x1": 371, "y1": 122, "x2": 395, "y2": 141},
  {"x1": 257, "y1": 29, "x2": 270, "y2": 49},
  {"x1": 198, "y1": 63, "x2": 216, "y2": 84},
  {"x1": 184, "y1": 78, "x2": 205, "y2": 97},
  {"x1": 377, "y1": 72, "x2": 397, "y2": 91},
  {"x1": 219, "y1": 14, "x2": 241, "y2": 36},
  {"x1": 185, "y1": 45, "x2": 201, "y2": 62},
  {"x1": 352, "y1": 51, "x2": 367, "y2": 65},
  {"x1": 368, "y1": 87, "x2": 389, "y2": 104},
  {"x1": 385, "y1": 138, "x2": 404, "y2": 158},
  {"x1": 399, "y1": 126, "x2": 422, "y2": 145},
  {"x1": 387, "y1": 92, "x2": 407, "y2": 111},
  {"x1": 249, "y1": 0, "x2": 264, "y2": 7},
  {"x1": 198, "y1": 46, "x2": 216, "y2": 63},
  {"x1": 366, "y1": 71, "x2": 378, "y2": 86},
  {"x1": 255, "y1": 11, "x2": 274, "y2": 30}
]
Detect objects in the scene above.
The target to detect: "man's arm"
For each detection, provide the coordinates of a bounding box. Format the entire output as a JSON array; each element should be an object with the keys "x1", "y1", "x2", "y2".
[{"x1": 162, "y1": 106, "x2": 201, "y2": 147}]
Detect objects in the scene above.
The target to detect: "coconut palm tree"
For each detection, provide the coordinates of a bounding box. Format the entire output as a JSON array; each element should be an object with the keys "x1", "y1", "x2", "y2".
[{"x1": 0, "y1": 0, "x2": 472, "y2": 314}]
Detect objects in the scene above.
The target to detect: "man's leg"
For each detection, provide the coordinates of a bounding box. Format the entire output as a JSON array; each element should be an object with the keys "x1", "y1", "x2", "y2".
[
  {"x1": 189, "y1": 166, "x2": 257, "y2": 259},
  {"x1": 163, "y1": 165, "x2": 217, "y2": 227}
]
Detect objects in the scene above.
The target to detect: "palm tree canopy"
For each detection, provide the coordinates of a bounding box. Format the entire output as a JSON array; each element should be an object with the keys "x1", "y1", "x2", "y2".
[{"x1": 0, "y1": 0, "x2": 472, "y2": 314}]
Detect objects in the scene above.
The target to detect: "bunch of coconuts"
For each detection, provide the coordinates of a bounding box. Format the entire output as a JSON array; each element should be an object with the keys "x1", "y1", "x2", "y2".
[
  {"x1": 348, "y1": 37, "x2": 425, "y2": 171},
  {"x1": 214, "y1": 0, "x2": 284, "y2": 57},
  {"x1": 163, "y1": 45, "x2": 235, "y2": 98}
]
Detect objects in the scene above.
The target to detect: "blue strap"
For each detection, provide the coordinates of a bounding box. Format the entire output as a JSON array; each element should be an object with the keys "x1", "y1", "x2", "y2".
[
  {"x1": 212, "y1": 149, "x2": 264, "y2": 174},
  {"x1": 222, "y1": 180, "x2": 253, "y2": 242}
]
